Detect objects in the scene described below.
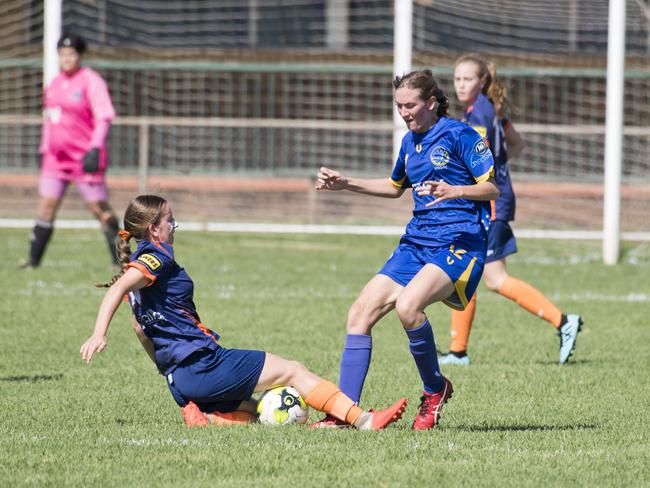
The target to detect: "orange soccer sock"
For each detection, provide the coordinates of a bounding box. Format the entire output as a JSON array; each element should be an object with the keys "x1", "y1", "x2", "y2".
[
  {"x1": 449, "y1": 293, "x2": 477, "y2": 353},
  {"x1": 304, "y1": 380, "x2": 363, "y2": 425},
  {"x1": 498, "y1": 276, "x2": 562, "y2": 328}
]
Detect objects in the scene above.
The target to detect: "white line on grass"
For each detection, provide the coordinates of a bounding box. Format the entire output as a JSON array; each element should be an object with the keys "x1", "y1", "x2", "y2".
[{"x1": 2, "y1": 218, "x2": 649, "y2": 241}]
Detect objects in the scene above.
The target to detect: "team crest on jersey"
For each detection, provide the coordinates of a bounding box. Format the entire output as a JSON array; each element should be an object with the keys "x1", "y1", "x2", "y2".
[
  {"x1": 430, "y1": 146, "x2": 450, "y2": 168},
  {"x1": 71, "y1": 90, "x2": 82, "y2": 101},
  {"x1": 473, "y1": 139, "x2": 489, "y2": 155},
  {"x1": 415, "y1": 144, "x2": 423, "y2": 153},
  {"x1": 137, "y1": 253, "x2": 161, "y2": 270}
]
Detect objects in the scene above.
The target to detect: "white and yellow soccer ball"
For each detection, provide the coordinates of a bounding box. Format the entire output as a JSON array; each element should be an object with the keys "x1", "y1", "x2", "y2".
[{"x1": 257, "y1": 386, "x2": 309, "y2": 425}]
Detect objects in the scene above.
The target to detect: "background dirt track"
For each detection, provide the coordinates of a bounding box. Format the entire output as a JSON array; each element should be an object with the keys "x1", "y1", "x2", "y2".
[{"x1": 1, "y1": 173, "x2": 648, "y2": 232}]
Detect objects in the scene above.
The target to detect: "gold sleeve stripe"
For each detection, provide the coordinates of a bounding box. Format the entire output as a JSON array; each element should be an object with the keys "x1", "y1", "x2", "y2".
[
  {"x1": 472, "y1": 125, "x2": 487, "y2": 138},
  {"x1": 390, "y1": 177, "x2": 405, "y2": 189},
  {"x1": 474, "y1": 166, "x2": 494, "y2": 183}
]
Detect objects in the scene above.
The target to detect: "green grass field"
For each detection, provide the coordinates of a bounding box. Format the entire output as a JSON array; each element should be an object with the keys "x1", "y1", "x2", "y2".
[{"x1": 1, "y1": 228, "x2": 648, "y2": 487}]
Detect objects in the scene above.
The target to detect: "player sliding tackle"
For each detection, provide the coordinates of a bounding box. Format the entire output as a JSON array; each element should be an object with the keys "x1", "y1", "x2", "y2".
[{"x1": 80, "y1": 194, "x2": 406, "y2": 429}]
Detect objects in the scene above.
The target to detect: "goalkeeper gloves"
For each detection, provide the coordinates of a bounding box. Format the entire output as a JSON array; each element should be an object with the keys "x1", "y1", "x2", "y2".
[{"x1": 82, "y1": 148, "x2": 100, "y2": 173}]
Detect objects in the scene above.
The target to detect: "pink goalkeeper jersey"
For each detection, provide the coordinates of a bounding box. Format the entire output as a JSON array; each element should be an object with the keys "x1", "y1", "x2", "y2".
[{"x1": 40, "y1": 67, "x2": 115, "y2": 174}]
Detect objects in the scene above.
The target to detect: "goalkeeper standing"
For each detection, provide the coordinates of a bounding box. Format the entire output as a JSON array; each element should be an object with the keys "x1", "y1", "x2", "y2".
[
  {"x1": 438, "y1": 54, "x2": 583, "y2": 366},
  {"x1": 22, "y1": 33, "x2": 120, "y2": 268}
]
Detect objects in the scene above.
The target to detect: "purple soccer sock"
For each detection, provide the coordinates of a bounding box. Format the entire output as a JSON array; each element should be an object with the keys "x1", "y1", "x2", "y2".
[
  {"x1": 338, "y1": 333, "x2": 372, "y2": 404},
  {"x1": 406, "y1": 319, "x2": 444, "y2": 394}
]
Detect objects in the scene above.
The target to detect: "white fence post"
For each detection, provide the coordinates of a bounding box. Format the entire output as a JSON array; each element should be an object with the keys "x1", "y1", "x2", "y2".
[
  {"x1": 393, "y1": 0, "x2": 412, "y2": 163},
  {"x1": 43, "y1": 0, "x2": 62, "y2": 87},
  {"x1": 603, "y1": 0, "x2": 626, "y2": 265}
]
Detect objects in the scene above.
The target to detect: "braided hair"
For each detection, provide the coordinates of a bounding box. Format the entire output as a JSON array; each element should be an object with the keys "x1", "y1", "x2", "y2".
[{"x1": 96, "y1": 195, "x2": 167, "y2": 288}]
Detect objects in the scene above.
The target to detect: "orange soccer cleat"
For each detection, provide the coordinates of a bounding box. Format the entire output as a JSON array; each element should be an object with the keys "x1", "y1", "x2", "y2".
[
  {"x1": 181, "y1": 401, "x2": 209, "y2": 427},
  {"x1": 207, "y1": 410, "x2": 256, "y2": 426}
]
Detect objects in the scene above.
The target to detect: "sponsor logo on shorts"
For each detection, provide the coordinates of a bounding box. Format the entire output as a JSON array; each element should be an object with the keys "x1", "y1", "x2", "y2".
[
  {"x1": 430, "y1": 146, "x2": 450, "y2": 168},
  {"x1": 137, "y1": 253, "x2": 161, "y2": 270}
]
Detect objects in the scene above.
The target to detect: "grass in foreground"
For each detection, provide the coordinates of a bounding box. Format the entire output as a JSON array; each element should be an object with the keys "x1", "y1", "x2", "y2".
[{"x1": 0, "y1": 229, "x2": 648, "y2": 487}]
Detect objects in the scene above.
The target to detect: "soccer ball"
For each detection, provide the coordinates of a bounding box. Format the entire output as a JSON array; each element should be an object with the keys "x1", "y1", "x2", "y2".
[{"x1": 257, "y1": 386, "x2": 309, "y2": 425}]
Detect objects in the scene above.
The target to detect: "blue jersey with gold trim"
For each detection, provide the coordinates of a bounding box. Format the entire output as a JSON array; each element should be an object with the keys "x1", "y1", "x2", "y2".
[
  {"x1": 127, "y1": 240, "x2": 220, "y2": 376},
  {"x1": 464, "y1": 93, "x2": 515, "y2": 221},
  {"x1": 390, "y1": 116, "x2": 494, "y2": 247}
]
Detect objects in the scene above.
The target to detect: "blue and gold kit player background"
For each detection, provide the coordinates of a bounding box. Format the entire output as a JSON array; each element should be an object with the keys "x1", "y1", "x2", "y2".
[
  {"x1": 379, "y1": 115, "x2": 495, "y2": 310},
  {"x1": 464, "y1": 92, "x2": 517, "y2": 261}
]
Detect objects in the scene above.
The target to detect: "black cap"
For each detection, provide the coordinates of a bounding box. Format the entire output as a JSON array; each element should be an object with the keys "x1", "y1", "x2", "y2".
[{"x1": 57, "y1": 33, "x2": 87, "y2": 54}]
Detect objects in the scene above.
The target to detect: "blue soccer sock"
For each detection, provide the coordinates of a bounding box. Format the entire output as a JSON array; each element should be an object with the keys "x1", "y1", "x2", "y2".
[
  {"x1": 406, "y1": 319, "x2": 444, "y2": 394},
  {"x1": 338, "y1": 333, "x2": 372, "y2": 404}
]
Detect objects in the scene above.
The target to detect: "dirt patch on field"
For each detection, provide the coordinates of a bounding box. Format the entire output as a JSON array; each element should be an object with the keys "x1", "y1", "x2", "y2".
[{"x1": 1, "y1": 173, "x2": 648, "y2": 232}]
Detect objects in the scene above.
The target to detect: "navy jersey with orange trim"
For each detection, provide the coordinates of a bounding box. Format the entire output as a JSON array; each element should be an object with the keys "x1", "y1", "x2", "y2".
[
  {"x1": 464, "y1": 93, "x2": 515, "y2": 221},
  {"x1": 127, "y1": 240, "x2": 220, "y2": 376},
  {"x1": 390, "y1": 116, "x2": 494, "y2": 247}
]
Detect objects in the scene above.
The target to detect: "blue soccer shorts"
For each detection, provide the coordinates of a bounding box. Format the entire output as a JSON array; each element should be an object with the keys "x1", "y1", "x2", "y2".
[
  {"x1": 167, "y1": 347, "x2": 266, "y2": 413},
  {"x1": 378, "y1": 238, "x2": 486, "y2": 311},
  {"x1": 486, "y1": 220, "x2": 518, "y2": 263}
]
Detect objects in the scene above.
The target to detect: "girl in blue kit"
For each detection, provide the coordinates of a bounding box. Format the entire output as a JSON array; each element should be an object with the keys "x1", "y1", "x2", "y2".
[
  {"x1": 80, "y1": 194, "x2": 406, "y2": 430},
  {"x1": 312, "y1": 69, "x2": 499, "y2": 430},
  {"x1": 438, "y1": 54, "x2": 582, "y2": 367}
]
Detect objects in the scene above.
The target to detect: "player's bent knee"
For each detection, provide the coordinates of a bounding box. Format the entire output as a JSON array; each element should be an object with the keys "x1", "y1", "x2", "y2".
[
  {"x1": 484, "y1": 276, "x2": 504, "y2": 292},
  {"x1": 347, "y1": 299, "x2": 378, "y2": 327},
  {"x1": 394, "y1": 298, "x2": 421, "y2": 327}
]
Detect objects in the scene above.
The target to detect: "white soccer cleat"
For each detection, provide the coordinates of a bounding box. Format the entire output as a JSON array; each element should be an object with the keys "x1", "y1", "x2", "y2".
[{"x1": 559, "y1": 314, "x2": 583, "y2": 364}]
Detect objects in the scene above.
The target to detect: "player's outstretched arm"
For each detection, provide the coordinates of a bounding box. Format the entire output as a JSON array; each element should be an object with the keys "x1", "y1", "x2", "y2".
[
  {"x1": 315, "y1": 166, "x2": 404, "y2": 198},
  {"x1": 80, "y1": 268, "x2": 150, "y2": 363},
  {"x1": 417, "y1": 176, "x2": 499, "y2": 206}
]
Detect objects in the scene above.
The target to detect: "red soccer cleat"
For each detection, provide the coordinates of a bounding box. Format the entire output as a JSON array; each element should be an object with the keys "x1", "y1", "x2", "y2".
[
  {"x1": 182, "y1": 401, "x2": 209, "y2": 427},
  {"x1": 412, "y1": 377, "x2": 453, "y2": 430},
  {"x1": 368, "y1": 397, "x2": 408, "y2": 430},
  {"x1": 308, "y1": 414, "x2": 351, "y2": 429}
]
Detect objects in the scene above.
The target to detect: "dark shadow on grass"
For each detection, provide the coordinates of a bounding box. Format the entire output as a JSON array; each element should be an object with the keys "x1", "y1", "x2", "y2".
[
  {"x1": 453, "y1": 422, "x2": 599, "y2": 433},
  {"x1": 0, "y1": 373, "x2": 63, "y2": 382}
]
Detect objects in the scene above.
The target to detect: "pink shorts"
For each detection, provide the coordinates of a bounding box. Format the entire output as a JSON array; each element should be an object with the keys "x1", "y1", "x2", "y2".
[{"x1": 39, "y1": 169, "x2": 108, "y2": 202}]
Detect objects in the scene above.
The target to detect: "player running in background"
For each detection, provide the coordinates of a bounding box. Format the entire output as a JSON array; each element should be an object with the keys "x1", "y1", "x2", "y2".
[
  {"x1": 312, "y1": 70, "x2": 499, "y2": 430},
  {"x1": 80, "y1": 195, "x2": 406, "y2": 430},
  {"x1": 438, "y1": 54, "x2": 583, "y2": 366},
  {"x1": 22, "y1": 33, "x2": 120, "y2": 268}
]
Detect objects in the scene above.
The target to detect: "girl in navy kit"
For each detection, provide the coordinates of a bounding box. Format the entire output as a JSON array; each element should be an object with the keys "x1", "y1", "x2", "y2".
[
  {"x1": 80, "y1": 194, "x2": 406, "y2": 429},
  {"x1": 439, "y1": 54, "x2": 582, "y2": 366}
]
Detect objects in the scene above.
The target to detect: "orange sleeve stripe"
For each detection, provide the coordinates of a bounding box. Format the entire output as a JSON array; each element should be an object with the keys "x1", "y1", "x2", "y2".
[
  {"x1": 127, "y1": 262, "x2": 156, "y2": 285},
  {"x1": 195, "y1": 320, "x2": 218, "y2": 343}
]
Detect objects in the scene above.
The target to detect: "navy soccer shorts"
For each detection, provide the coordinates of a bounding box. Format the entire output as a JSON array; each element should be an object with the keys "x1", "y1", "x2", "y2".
[
  {"x1": 167, "y1": 347, "x2": 266, "y2": 413},
  {"x1": 486, "y1": 220, "x2": 518, "y2": 263}
]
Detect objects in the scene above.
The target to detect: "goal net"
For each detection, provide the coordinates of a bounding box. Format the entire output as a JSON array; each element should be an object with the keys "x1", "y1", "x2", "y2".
[{"x1": 0, "y1": 0, "x2": 648, "y2": 233}]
